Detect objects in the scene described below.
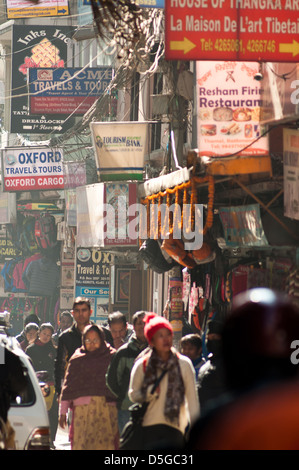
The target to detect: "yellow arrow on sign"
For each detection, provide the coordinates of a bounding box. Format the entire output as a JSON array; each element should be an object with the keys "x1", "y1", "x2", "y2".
[
  {"x1": 279, "y1": 40, "x2": 299, "y2": 57},
  {"x1": 170, "y1": 37, "x2": 196, "y2": 55}
]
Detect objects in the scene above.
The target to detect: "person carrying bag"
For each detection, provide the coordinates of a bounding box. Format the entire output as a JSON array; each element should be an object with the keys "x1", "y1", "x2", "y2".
[
  {"x1": 119, "y1": 366, "x2": 167, "y2": 450},
  {"x1": 126, "y1": 313, "x2": 200, "y2": 451}
]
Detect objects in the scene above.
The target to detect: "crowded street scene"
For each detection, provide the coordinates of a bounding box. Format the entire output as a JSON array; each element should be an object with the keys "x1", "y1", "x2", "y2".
[{"x1": 1, "y1": 0, "x2": 299, "y2": 457}]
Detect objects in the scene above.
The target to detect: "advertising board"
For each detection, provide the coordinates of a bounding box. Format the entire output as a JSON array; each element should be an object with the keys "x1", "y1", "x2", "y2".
[
  {"x1": 75, "y1": 247, "x2": 112, "y2": 323},
  {"x1": 165, "y1": 0, "x2": 299, "y2": 61},
  {"x1": 90, "y1": 121, "x2": 148, "y2": 181},
  {"x1": 2, "y1": 147, "x2": 64, "y2": 192},
  {"x1": 197, "y1": 61, "x2": 269, "y2": 157},
  {"x1": 28, "y1": 67, "x2": 113, "y2": 115},
  {"x1": 11, "y1": 25, "x2": 75, "y2": 134},
  {"x1": 6, "y1": 0, "x2": 69, "y2": 19}
]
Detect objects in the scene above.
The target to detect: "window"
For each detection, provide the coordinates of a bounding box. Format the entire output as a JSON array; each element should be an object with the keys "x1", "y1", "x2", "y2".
[
  {"x1": 130, "y1": 72, "x2": 140, "y2": 122},
  {"x1": 10, "y1": 367, "x2": 36, "y2": 407},
  {"x1": 151, "y1": 72, "x2": 163, "y2": 151}
]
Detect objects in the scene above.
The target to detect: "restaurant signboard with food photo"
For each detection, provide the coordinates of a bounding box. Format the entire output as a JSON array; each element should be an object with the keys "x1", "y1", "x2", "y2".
[{"x1": 197, "y1": 61, "x2": 269, "y2": 157}]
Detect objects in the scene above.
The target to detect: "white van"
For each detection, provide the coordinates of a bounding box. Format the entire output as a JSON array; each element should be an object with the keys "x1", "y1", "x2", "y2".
[{"x1": 1, "y1": 313, "x2": 50, "y2": 450}]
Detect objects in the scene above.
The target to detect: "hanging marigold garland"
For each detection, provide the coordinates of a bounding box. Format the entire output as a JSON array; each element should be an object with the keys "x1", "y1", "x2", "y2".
[{"x1": 140, "y1": 175, "x2": 215, "y2": 242}]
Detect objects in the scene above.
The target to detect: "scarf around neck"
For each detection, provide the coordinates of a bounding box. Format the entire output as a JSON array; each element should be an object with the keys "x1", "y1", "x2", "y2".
[
  {"x1": 141, "y1": 347, "x2": 185, "y2": 425},
  {"x1": 61, "y1": 331, "x2": 116, "y2": 402}
]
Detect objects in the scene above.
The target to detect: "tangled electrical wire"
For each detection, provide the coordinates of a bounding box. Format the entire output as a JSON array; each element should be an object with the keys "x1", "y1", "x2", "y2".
[
  {"x1": 49, "y1": 5, "x2": 165, "y2": 150},
  {"x1": 90, "y1": 0, "x2": 146, "y2": 66}
]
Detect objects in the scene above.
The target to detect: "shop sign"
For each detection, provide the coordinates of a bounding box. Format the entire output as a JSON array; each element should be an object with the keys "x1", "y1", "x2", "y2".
[
  {"x1": 165, "y1": 0, "x2": 299, "y2": 61},
  {"x1": 169, "y1": 278, "x2": 183, "y2": 319},
  {"x1": 0, "y1": 228, "x2": 20, "y2": 263},
  {"x1": 218, "y1": 203, "x2": 269, "y2": 246},
  {"x1": 90, "y1": 121, "x2": 148, "y2": 181},
  {"x1": 11, "y1": 25, "x2": 75, "y2": 134},
  {"x1": 28, "y1": 67, "x2": 113, "y2": 115},
  {"x1": 60, "y1": 288, "x2": 74, "y2": 310},
  {"x1": 197, "y1": 61, "x2": 269, "y2": 157},
  {"x1": 283, "y1": 128, "x2": 299, "y2": 221},
  {"x1": 75, "y1": 247, "x2": 112, "y2": 323},
  {"x1": 2, "y1": 147, "x2": 64, "y2": 192},
  {"x1": 6, "y1": 0, "x2": 69, "y2": 19}
]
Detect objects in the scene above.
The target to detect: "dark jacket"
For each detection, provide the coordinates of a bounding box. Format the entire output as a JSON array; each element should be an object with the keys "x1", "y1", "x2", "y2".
[
  {"x1": 106, "y1": 333, "x2": 148, "y2": 410},
  {"x1": 197, "y1": 355, "x2": 228, "y2": 412},
  {"x1": 54, "y1": 323, "x2": 83, "y2": 395},
  {"x1": 26, "y1": 340, "x2": 57, "y2": 382}
]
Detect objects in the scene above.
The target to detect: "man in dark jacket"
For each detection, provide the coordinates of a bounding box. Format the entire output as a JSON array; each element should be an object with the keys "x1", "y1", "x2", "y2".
[
  {"x1": 106, "y1": 310, "x2": 148, "y2": 434},
  {"x1": 197, "y1": 318, "x2": 228, "y2": 413}
]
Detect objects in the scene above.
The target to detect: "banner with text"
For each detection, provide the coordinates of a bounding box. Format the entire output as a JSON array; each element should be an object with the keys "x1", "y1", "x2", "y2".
[
  {"x1": 2, "y1": 147, "x2": 64, "y2": 191},
  {"x1": 75, "y1": 247, "x2": 112, "y2": 324},
  {"x1": 197, "y1": 61, "x2": 269, "y2": 157},
  {"x1": 7, "y1": 0, "x2": 69, "y2": 19},
  {"x1": 11, "y1": 25, "x2": 74, "y2": 134},
  {"x1": 90, "y1": 121, "x2": 148, "y2": 181},
  {"x1": 29, "y1": 67, "x2": 113, "y2": 115}
]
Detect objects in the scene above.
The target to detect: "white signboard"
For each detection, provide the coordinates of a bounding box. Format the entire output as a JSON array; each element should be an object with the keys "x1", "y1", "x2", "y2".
[
  {"x1": 197, "y1": 61, "x2": 269, "y2": 157},
  {"x1": 76, "y1": 184, "x2": 105, "y2": 248},
  {"x1": 90, "y1": 121, "x2": 148, "y2": 181},
  {"x1": 2, "y1": 147, "x2": 64, "y2": 192}
]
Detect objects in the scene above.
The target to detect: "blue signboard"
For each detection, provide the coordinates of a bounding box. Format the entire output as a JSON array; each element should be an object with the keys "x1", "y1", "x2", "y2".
[
  {"x1": 29, "y1": 67, "x2": 113, "y2": 97},
  {"x1": 28, "y1": 67, "x2": 113, "y2": 115},
  {"x1": 75, "y1": 247, "x2": 112, "y2": 323}
]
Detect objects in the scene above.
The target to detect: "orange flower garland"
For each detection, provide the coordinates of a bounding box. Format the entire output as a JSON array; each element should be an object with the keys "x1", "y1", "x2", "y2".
[{"x1": 140, "y1": 175, "x2": 215, "y2": 242}]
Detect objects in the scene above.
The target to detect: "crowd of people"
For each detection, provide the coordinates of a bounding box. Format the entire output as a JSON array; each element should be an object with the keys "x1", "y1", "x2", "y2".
[{"x1": 11, "y1": 288, "x2": 299, "y2": 450}]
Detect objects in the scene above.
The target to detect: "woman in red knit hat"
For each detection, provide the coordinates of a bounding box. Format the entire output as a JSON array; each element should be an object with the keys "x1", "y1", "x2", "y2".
[{"x1": 128, "y1": 312, "x2": 200, "y2": 450}]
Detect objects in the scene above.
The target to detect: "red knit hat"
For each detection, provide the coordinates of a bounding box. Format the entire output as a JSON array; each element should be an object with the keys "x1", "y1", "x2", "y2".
[{"x1": 143, "y1": 312, "x2": 173, "y2": 343}]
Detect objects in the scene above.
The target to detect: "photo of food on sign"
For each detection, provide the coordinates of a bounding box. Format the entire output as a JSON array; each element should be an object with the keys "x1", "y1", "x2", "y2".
[{"x1": 200, "y1": 106, "x2": 261, "y2": 137}]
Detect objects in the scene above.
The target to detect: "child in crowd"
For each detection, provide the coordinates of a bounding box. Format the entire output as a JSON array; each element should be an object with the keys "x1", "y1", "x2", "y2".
[
  {"x1": 19, "y1": 322, "x2": 39, "y2": 351},
  {"x1": 180, "y1": 334, "x2": 204, "y2": 379}
]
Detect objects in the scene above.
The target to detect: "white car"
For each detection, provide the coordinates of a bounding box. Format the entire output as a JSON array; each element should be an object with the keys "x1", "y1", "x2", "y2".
[{"x1": 1, "y1": 313, "x2": 50, "y2": 450}]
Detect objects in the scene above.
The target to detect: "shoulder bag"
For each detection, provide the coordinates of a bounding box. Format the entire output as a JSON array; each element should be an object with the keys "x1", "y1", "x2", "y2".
[{"x1": 119, "y1": 369, "x2": 167, "y2": 451}]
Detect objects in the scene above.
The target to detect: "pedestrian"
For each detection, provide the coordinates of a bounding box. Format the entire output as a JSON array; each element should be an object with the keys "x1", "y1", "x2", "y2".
[
  {"x1": 52, "y1": 310, "x2": 73, "y2": 346},
  {"x1": 106, "y1": 311, "x2": 134, "y2": 350},
  {"x1": 128, "y1": 312, "x2": 200, "y2": 450},
  {"x1": 15, "y1": 313, "x2": 40, "y2": 344},
  {"x1": 19, "y1": 322, "x2": 39, "y2": 351},
  {"x1": 58, "y1": 324, "x2": 119, "y2": 450},
  {"x1": 106, "y1": 310, "x2": 148, "y2": 434},
  {"x1": 25, "y1": 322, "x2": 58, "y2": 447},
  {"x1": 187, "y1": 288, "x2": 299, "y2": 450},
  {"x1": 197, "y1": 318, "x2": 228, "y2": 412},
  {"x1": 179, "y1": 333, "x2": 204, "y2": 379},
  {"x1": 55, "y1": 297, "x2": 93, "y2": 397}
]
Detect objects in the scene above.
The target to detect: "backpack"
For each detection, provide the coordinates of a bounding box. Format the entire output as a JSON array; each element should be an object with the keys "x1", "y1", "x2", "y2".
[{"x1": 34, "y1": 214, "x2": 57, "y2": 250}]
